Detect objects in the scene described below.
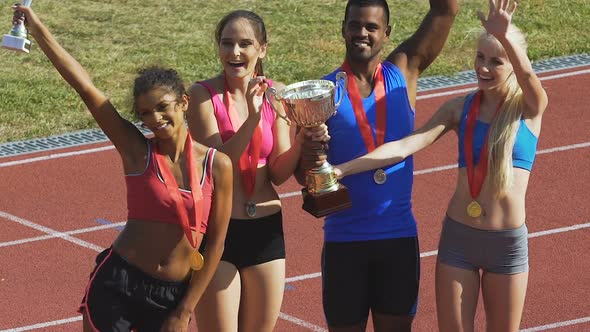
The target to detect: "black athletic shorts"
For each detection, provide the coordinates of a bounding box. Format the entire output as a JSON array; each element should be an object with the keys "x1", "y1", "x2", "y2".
[
  {"x1": 321, "y1": 237, "x2": 420, "y2": 327},
  {"x1": 78, "y1": 247, "x2": 189, "y2": 332},
  {"x1": 202, "y1": 211, "x2": 285, "y2": 269}
]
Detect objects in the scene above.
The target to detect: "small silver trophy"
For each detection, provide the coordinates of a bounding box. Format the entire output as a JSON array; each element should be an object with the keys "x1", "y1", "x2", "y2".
[{"x1": 2, "y1": 0, "x2": 33, "y2": 53}]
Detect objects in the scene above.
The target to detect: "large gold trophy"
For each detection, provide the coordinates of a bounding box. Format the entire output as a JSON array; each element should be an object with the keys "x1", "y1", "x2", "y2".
[{"x1": 268, "y1": 72, "x2": 352, "y2": 218}]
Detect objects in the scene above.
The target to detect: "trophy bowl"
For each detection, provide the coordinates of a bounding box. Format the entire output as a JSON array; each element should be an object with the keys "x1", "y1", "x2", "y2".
[
  {"x1": 267, "y1": 72, "x2": 352, "y2": 218},
  {"x1": 273, "y1": 79, "x2": 340, "y2": 128}
]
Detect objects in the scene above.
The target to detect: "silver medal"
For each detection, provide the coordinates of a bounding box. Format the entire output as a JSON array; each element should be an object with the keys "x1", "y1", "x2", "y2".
[
  {"x1": 373, "y1": 169, "x2": 387, "y2": 185},
  {"x1": 246, "y1": 201, "x2": 257, "y2": 217}
]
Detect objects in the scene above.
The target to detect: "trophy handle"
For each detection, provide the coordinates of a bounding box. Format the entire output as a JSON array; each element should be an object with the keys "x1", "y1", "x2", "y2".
[
  {"x1": 334, "y1": 72, "x2": 347, "y2": 109},
  {"x1": 265, "y1": 87, "x2": 292, "y2": 126}
]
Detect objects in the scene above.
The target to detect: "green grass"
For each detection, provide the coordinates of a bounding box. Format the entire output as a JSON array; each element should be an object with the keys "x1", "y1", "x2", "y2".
[{"x1": 1, "y1": 0, "x2": 588, "y2": 143}]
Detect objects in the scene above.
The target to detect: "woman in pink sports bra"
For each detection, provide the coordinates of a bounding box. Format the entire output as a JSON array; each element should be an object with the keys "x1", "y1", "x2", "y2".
[
  {"x1": 13, "y1": 5, "x2": 233, "y2": 332},
  {"x1": 187, "y1": 9, "x2": 326, "y2": 332}
]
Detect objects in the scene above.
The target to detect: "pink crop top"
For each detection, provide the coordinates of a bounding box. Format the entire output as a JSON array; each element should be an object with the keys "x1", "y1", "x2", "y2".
[
  {"x1": 196, "y1": 80, "x2": 275, "y2": 164},
  {"x1": 126, "y1": 140, "x2": 215, "y2": 234}
]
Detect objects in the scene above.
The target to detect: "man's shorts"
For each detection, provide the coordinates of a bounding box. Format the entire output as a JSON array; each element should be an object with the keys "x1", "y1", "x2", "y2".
[{"x1": 321, "y1": 237, "x2": 420, "y2": 327}]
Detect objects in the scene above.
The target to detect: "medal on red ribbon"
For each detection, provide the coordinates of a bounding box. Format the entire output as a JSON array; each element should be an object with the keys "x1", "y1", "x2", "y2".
[
  {"x1": 373, "y1": 168, "x2": 387, "y2": 185},
  {"x1": 464, "y1": 91, "x2": 503, "y2": 218},
  {"x1": 155, "y1": 134, "x2": 205, "y2": 270},
  {"x1": 342, "y1": 60, "x2": 387, "y2": 184},
  {"x1": 224, "y1": 75, "x2": 263, "y2": 217}
]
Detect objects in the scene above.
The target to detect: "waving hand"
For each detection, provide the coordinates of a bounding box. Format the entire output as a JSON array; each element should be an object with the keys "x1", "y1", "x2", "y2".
[{"x1": 477, "y1": 0, "x2": 517, "y2": 39}]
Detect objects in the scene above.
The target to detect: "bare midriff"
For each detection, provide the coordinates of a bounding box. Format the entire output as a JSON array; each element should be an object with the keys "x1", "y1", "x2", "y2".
[
  {"x1": 112, "y1": 219, "x2": 202, "y2": 281},
  {"x1": 231, "y1": 164, "x2": 282, "y2": 219},
  {"x1": 446, "y1": 167, "x2": 531, "y2": 230}
]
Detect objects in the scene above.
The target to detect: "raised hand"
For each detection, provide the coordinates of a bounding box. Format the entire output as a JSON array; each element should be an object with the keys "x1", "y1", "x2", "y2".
[
  {"x1": 11, "y1": 3, "x2": 41, "y2": 36},
  {"x1": 246, "y1": 76, "x2": 269, "y2": 119},
  {"x1": 477, "y1": 0, "x2": 517, "y2": 39}
]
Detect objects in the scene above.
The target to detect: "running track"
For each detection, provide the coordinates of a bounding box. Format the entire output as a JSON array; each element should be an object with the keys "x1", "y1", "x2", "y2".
[{"x1": 1, "y1": 63, "x2": 589, "y2": 331}]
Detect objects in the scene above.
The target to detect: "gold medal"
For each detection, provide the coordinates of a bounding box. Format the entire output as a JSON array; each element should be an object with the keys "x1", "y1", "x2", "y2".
[
  {"x1": 189, "y1": 251, "x2": 204, "y2": 270},
  {"x1": 373, "y1": 169, "x2": 387, "y2": 185},
  {"x1": 466, "y1": 200, "x2": 482, "y2": 218},
  {"x1": 246, "y1": 201, "x2": 256, "y2": 218}
]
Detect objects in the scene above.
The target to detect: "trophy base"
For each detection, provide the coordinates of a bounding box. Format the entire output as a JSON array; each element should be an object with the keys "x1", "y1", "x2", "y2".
[
  {"x1": 301, "y1": 184, "x2": 352, "y2": 218},
  {"x1": 2, "y1": 34, "x2": 31, "y2": 53}
]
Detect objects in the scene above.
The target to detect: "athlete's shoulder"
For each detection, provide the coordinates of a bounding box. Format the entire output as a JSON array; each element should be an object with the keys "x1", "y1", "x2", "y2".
[{"x1": 322, "y1": 66, "x2": 344, "y2": 81}]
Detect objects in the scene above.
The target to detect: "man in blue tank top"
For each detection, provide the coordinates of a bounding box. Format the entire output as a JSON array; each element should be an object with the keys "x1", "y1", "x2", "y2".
[{"x1": 296, "y1": 1, "x2": 458, "y2": 330}]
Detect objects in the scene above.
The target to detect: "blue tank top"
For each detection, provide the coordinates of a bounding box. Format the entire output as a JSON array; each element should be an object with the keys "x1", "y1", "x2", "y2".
[
  {"x1": 323, "y1": 61, "x2": 417, "y2": 242},
  {"x1": 458, "y1": 93, "x2": 538, "y2": 171}
]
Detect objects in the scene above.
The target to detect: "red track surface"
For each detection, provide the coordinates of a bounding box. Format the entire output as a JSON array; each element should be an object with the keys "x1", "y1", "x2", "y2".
[{"x1": 1, "y1": 66, "x2": 589, "y2": 331}]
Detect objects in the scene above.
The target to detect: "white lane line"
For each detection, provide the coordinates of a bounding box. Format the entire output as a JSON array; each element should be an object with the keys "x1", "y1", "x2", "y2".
[
  {"x1": 417, "y1": 86, "x2": 475, "y2": 99},
  {"x1": 539, "y1": 68, "x2": 590, "y2": 81},
  {"x1": 0, "y1": 222, "x2": 126, "y2": 248},
  {"x1": 413, "y1": 164, "x2": 457, "y2": 176},
  {"x1": 0, "y1": 316, "x2": 82, "y2": 332},
  {"x1": 537, "y1": 141, "x2": 590, "y2": 155},
  {"x1": 286, "y1": 272, "x2": 322, "y2": 283},
  {"x1": 0, "y1": 313, "x2": 327, "y2": 332},
  {"x1": 416, "y1": 68, "x2": 590, "y2": 100},
  {"x1": 520, "y1": 316, "x2": 590, "y2": 331},
  {"x1": 0, "y1": 145, "x2": 114, "y2": 168},
  {"x1": 278, "y1": 313, "x2": 328, "y2": 332},
  {"x1": 0, "y1": 211, "x2": 104, "y2": 252},
  {"x1": 413, "y1": 141, "x2": 590, "y2": 176},
  {"x1": 2, "y1": 67, "x2": 589, "y2": 169},
  {"x1": 279, "y1": 141, "x2": 590, "y2": 199},
  {"x1": 528, "y1": 222, "x2": 590, "y2": 238},
  {"x1": 2, "y1": 312, "x2": 588, "y2": 332},
  {"x1": 279, "y1": 191, "x2": 303, "y2": 199},
  {"x1": 420, "y1": 250, "x2": 439, "y2": 258}
]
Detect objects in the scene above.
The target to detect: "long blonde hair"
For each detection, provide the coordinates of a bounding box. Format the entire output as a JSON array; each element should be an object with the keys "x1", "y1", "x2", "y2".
[{"x1": 479, "y1": 25, "x2": 528, "y2": 196}]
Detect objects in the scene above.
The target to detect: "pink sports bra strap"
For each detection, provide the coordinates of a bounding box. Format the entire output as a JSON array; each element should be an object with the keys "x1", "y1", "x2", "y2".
[
  {"x1": 195, "y1": 81, "x2": 224, "y2": 107},
  {"x1": 205, "y1": 148, "x2": 215, "y2": 184}
]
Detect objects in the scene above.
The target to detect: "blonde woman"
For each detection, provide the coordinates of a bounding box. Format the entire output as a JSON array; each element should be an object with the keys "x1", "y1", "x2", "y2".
[{"x1": 333, "y1": 1, "x2": 547, "y2": 331}]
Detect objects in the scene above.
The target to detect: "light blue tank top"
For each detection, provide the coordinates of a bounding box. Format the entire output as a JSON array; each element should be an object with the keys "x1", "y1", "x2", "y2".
[
  {"x1": 323, "y1": 61, "x2": 417, "y2": 242},
  {"x1": 458, "y1": 93, "x2": 538, "y2": 171}
]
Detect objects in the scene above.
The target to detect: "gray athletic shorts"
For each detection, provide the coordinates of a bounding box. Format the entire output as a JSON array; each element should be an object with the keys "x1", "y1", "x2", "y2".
[{"x1": 437, "y1": 216, "x2": 529, "y2": 274}]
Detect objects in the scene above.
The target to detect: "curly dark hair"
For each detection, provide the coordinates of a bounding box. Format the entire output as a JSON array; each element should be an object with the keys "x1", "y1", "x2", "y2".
[{"x1": 132, "y1": 66, "x2": 186, "y2": 113}]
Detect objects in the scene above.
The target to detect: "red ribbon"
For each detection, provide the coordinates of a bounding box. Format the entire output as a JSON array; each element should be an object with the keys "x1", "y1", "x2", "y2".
[
  {"x1": 155, "y1": 134, "x2": 203, "y2": 249},
  {"x1": 464, "y1": 91, "x2": 503, "y2": 200},
  {"x1": 341, "y1": 60, "x2": 387, "y2": 152},
  {"x1": 223, "y1": 76, "x2": 263, "y2": 197}
]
